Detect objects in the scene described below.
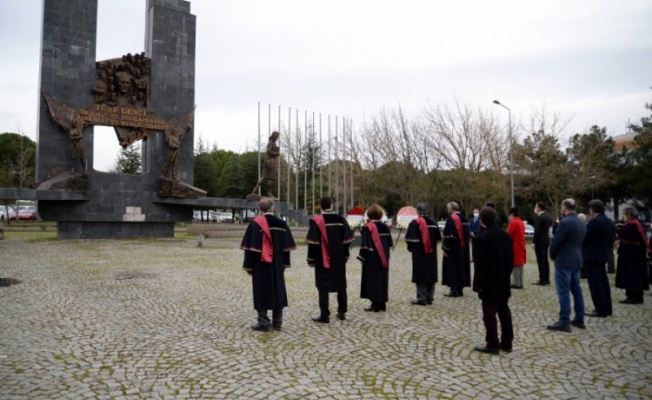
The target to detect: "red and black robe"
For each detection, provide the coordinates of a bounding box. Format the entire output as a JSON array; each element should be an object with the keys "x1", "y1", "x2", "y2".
[
  {"x1": 441, "y1": 212, "x2": 470, "y2": 289},
  {"x1": 357, "y1": 220, "x2": 393, "y2": 303},
  {"x1": 306, "y1": 212, "x2": 355, "y2": 293},
  {"x1": 405, "y1": 215, "x2": 442, "y2": 285},
  {"x1": 241, "y1": 213, "x2": 297, "y2": 311}
]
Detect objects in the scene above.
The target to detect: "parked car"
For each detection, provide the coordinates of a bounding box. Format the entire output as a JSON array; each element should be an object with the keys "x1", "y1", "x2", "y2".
[
  {"x1": 219, "y1": 212, "x2": 234, "y2": 223},
  {"x1": 10, "y1": 206, "x2": 38, "y2": 221},
  {"x1": 438, "y1": 220, "x2": 446, "y2": 232},
  {"x1": 0, "y1": 205, "x2": 14, "y2": 221},
  {"x1": 524, "y1": 223, "x2": 535, "y2": 238}
]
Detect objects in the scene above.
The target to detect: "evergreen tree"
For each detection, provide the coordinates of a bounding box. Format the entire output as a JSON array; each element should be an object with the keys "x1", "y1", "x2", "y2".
[{"x1": 112, "y1": 143, "x2": 142, "y2": 174}]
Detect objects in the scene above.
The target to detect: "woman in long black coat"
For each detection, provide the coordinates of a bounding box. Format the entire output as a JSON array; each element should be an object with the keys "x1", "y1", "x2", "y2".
[
  {"x1": 615, "y1": 206, "x2": 649, "y2": 304},
  {"x1": 358, "y1": 204, "x2": 393, "y2": 312}
]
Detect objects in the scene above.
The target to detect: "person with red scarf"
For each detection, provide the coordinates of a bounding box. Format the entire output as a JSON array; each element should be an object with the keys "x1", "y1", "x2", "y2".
[
  {"x1": 241, "y1": 197, "x2": 297, "y2": 331},
  {"x1": 442, "y1": 201, "x2": 470, "y2": 297},
  {"x1": 405, "y1": 202, "x2": 442, "y2": 305},
  {"x1": 357, "y1": 204, "x2": 393, "y2": 312},
  {"x1": 306, "y1": 196, "x2": 355, "y2": 323},
  {"x1": 615, "y1": 206, "x2": 649, "y2": 304}
]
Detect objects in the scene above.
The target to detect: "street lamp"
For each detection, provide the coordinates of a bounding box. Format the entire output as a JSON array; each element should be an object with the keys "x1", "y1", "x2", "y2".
[{"x1": 493, "y1": 100, "x2": 515, "y2": 208}]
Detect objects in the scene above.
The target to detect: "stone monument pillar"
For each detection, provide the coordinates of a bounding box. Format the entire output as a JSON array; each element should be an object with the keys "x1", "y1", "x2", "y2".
[{"x1": 36, "y1": 0, "x2": 201, "y2": 239}]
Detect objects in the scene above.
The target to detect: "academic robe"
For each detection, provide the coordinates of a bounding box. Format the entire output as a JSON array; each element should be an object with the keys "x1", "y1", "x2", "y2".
[
  {"x1": 306, "y1": 212, "x2": 355, "y2": 292},
  {"x1": 442, "y1": 212, "x2": 470, "y2": 288},
  {"x1": 615, "y1": 220, "x2": 649, "y2": 293},
  {"x1": 405, "y1": 215, "x2": 442, "y2": 285},
  {"x1": 241, "y1": 213, "x2": 297, "y2": 311},
  {"x1": 357, "y1": 220, "x2": 393, "y2": 303}
]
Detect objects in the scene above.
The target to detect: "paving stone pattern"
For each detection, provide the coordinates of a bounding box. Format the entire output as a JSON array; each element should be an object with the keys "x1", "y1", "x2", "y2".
[{"x1": 1, "y1": 236, "x2": 650, "y2": 399}]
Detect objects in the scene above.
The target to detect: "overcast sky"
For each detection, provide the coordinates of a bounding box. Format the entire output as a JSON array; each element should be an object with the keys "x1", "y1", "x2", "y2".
[{"x1": 1, "y1": 0, "x2": 650, "y2": 171}]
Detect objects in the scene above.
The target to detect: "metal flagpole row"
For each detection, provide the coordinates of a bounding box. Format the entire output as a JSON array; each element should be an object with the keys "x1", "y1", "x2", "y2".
[{"x1": 257, "y1": 103, "x2": 356, "y2": 216}]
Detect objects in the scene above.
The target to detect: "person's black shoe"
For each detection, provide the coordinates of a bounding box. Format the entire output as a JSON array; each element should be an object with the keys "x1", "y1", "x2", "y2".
[
  {"x1": 570, "y1": 320, "x2": 586, "y2": 329},
  {"x1": 586, "y1": 311, "x2": 607, "y2": 318},
  {"x1": 500, "y1": 344, "x2": 513, "y2": 353},
  {"x1": 251, "y1": 322, "x2": 270, "y2": 332},
  {"x1": 336, "y1": 313, "x2": 346, "y2": 321},
  {"x1": 312, "y1": 315, "x2": 329, "y2": 323},
  {"x1": 411, "y1": 299, "x2": 427, "y2": 306},
  {"x1": 444, "y1": 292, "x2": 461, "y2": 297},
  {"x1": 426, "y1": 299, "x2": 434, "y2": 305},
  {"x1": 619, "y1": 298, "x2": 642, "y2": 304},
  {"x1": 547, "y1": 321, "x2": 571, "y2": 332},
  {"x1": 474, "y1": 345, "x2": 500, "y2": 355},
  {"x1": 532, "y1": 281, "x2": 549, "y2": 286},
  {"x1": 272, "y1": 324, "x2": 282, "y2": 331}
]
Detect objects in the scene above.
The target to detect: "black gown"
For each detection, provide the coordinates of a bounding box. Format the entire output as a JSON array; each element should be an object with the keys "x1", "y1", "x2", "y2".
[
  {"x1": 405, "y1": 215, "x2": 442, "y2": 285},
  {"x1": 442, "y1": 212, "x2": 470, "y2": 290},
  {"x1": 306, "y1": 212, "x2": 355, "y2": 292},
  {"x1": 358, "y1": 221, "x2": 393, "y2": 304},
  {"x1": 615, "y1": 220, "x2": 649, "y2": 294},
  {"x1": 241, "y1": 214, "x2": 296, "y2": 311}
]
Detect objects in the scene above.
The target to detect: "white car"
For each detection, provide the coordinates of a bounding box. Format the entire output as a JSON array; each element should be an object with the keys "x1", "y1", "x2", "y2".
[
  {"x1": 0, "y1": 205, "x2": 14, "y2": 221},
  {"x1": 524, "y1": 223, "x2": 535, "y2": 238}
]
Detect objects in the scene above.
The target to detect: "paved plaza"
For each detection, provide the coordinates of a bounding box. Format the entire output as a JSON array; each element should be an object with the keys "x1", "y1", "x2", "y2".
[{"x1": 1, "y1": 232, "x2": 650, "y2": 399}]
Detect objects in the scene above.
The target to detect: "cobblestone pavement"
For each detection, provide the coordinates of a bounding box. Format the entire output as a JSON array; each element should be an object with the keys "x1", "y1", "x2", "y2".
[{"x1": 1, "y1": 235, "x2": 650, "y2": 399}]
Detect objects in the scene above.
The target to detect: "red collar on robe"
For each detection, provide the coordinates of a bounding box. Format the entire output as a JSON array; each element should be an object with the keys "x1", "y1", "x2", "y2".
[
  {"x1": 416, "y1": 216, "x2": 433, "y2": 254},
  {"x1": 625, "y1": 218, "x2": 648, "y2": 247},
  {"x1": 314, "y1": 214, "x2": 331, "y2": 268},
  {"x1": 451, "y1": 212, "x2": 465, "y2": 248},
  {"x1": 367, "y1": 221, "x2": 388, "y2": 268},
  {"x1": 253, "y1": 215, "x2": 273, "y2": 263}
]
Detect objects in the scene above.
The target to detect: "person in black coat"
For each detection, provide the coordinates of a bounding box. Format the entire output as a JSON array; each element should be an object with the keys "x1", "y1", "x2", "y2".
[
  {"x1": 358, "y1": 204, "x2": 394, "y2": 312},
  {"x1": 615, "y1": 206, "x2": 649, "y2": 304},
  {"x1": 442, "y1": 202, "x2": 469, "y2": 297},
  {"x1": 582, "y1": 199, "x2": 614, "y2": 317},
  {"x1": 472, "y1": 207, "x2": 514, "y2": 355},
  {"x1": 306, "y1": 196, "x2": 355, "y2": 323},
  {"x1": 405, "y1": 202, "x2": 442, "y2": 305},
  {"x1": 241, "y1": 197, "x2": 297, "y2": 331},
  {"x1": 532, "y1": 201, "x2": 553, "y2": 285}
]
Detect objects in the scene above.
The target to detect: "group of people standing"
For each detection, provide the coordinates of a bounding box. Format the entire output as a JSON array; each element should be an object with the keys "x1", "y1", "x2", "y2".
[{"x1": 239, "y1": 195, "x2": 651, "y2": 355}]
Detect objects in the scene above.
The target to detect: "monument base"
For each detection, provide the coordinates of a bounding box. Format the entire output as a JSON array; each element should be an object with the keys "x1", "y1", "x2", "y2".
[{"x1": 57, "y1": 221, "x2": 175, "y2": 240}]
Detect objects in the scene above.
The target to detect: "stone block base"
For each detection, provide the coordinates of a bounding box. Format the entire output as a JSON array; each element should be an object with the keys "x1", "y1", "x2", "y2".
[{"x1": 57, "y1": 222, "x2": 175, "y2": 239}]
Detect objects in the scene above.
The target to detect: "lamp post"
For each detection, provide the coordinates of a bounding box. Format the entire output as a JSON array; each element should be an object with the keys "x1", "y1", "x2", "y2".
[{"x1": 493, "y1": 100, "x2": 515, "y2": 208}]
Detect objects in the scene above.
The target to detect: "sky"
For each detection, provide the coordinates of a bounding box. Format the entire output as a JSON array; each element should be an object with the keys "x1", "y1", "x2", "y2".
[{"x1": 0, "y1": 0, "x2": 651, "y2": 172}]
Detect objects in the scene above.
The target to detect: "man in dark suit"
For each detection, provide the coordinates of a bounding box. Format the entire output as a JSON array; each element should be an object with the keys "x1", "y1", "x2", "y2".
[
  {"x1": 548, "y1": 198, "x2": 587, "y2": 332},
  {"x1": 533, "y1": 201, "x2": 553, "y2": 285},
  {"x1": 582, "y1": 199, "x2": 614, "y2": 318},
  {"x1": 472, "y1": 207, "x2": 514, "y2": 354}
]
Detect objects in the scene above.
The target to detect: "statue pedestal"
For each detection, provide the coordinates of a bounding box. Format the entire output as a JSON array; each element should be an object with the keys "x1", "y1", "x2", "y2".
[{"x1": 157, "y1": 178, "x2": 206, "y2": 198}]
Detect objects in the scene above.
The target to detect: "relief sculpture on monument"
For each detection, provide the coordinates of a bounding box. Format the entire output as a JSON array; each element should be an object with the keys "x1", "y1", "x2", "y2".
[{"x1": 42, "y1": 51, "x2": 204, "y2": 198}]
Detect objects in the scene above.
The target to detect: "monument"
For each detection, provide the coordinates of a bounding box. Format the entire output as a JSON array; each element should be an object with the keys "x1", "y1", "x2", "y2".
[{"x1": 36, "y1": 0, "x2": 202, "y2": 239}]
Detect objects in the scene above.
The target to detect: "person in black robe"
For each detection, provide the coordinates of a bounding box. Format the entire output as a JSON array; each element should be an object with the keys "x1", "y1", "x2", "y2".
[
  {"x1": 241, "y1": 197, "x2": 296, "y2": 331},
  {"x1": 405, "y1": 202, "x2": 442, "y2": 305},
  {"x1": 442, "y1": 201, "x2": 469, "y2": 297},
  {"x1": 306, "y1": 196, "x2": 355, "y2": 323},
  {"x1": 472, "y1": 207, "x2": 514, "y2": 354},
  {"x1": 615, "y1": 206, "x2": 649, "y2": 304},
  {"x1": 358, "y1": 204, "x2": 393, "y2": 312}
]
